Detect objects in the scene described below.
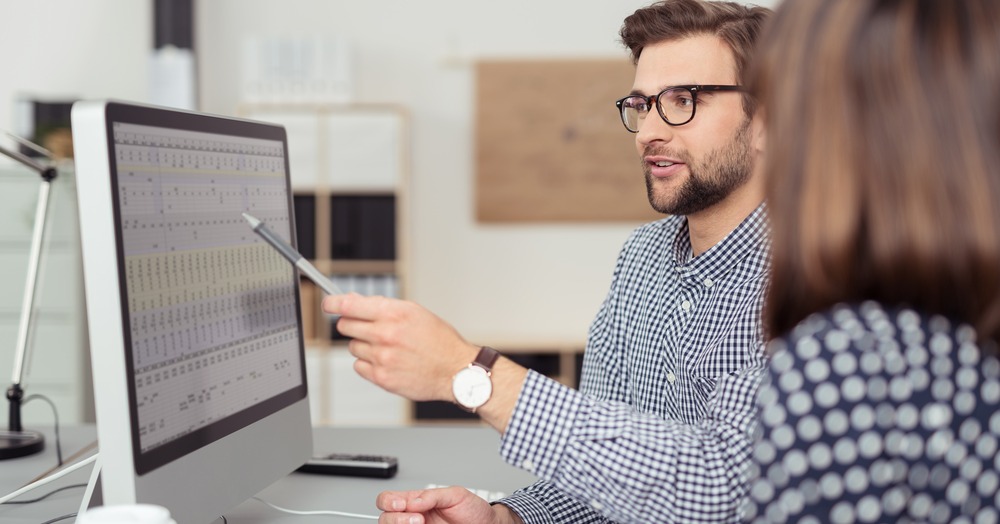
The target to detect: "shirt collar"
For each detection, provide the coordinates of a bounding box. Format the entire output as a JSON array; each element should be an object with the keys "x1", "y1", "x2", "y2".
[{"x1": 668, "y1": 202, "x2": 770, "y2": 282}]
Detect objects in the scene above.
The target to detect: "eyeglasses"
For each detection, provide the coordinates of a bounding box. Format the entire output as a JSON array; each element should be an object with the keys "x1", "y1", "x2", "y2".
[{"x1": 615, "y1": 85, "x2": 743, "y2": 132}]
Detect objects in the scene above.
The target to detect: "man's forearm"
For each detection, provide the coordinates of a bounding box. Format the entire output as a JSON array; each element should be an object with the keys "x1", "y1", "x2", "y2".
[
  {"x1": 475, "y1": 357, "x2": 529, "y2": 434},
  {"x1": 498, "y1": 368, "x2": 767, "y2": 522}
]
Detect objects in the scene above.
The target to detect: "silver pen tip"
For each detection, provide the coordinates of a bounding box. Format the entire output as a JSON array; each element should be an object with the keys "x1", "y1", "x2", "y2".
[{"x1": 242, "y1": 212, "x2": 261, "y2": 227}]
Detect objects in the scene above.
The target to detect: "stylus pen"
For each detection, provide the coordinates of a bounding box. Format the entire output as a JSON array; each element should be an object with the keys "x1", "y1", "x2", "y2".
[{"x1": 243, "y1": 212, "x2": 345, "y2": 296}]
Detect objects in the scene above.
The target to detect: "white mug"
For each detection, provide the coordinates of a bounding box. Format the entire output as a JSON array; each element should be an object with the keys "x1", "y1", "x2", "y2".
[{"x1": 77, "y1": 504, "x2": 177, "y2": 524}]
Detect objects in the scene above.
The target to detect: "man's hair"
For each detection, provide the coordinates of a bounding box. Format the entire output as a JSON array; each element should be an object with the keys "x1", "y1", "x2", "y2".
[
  {"x1": 750, "y1": 0, "x2": 1000, "y2": 343},
  {"x1": 619, "y1": 0, "x2": 771, "y2": 117}
]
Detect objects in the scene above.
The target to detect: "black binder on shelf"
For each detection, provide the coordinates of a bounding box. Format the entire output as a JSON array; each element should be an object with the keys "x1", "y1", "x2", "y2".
[
  {"x1": 293, "y1": 194, "x2": 316, "y2": 260},
  {"x1": 330, "y1": 195, "x2": 396, "y2": 260}
]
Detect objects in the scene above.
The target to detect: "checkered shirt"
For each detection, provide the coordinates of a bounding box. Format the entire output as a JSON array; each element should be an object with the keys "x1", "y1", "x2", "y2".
[{"x1": 496, "y1": 203, "x2": 771, "y2": 523}]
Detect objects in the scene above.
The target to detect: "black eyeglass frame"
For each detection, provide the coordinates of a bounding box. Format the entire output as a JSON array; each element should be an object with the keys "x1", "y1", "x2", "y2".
[{"x1": 615, "y1": 84, "x2": 744, "y2": 132}]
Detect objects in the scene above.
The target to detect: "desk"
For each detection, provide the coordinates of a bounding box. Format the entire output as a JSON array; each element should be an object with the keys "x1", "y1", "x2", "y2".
[{"x1": 1, "y1": 425, "x2": 538, "y2": 523}]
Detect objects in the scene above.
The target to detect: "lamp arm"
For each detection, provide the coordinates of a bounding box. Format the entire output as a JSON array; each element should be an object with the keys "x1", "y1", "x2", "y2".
[
  {"x1": 0, "y1": 143, "x2": 56, "y2": 181},
  {"x1": 0, "y1": 142, "x2": 57, "y2": 435},
  {"x1": 11, "y1": 179, "x2": 53, "y2": 389}
]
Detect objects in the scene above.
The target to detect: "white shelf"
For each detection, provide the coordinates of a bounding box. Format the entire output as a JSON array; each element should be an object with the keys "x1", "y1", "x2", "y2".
[{"x1": 240, "y1": 103, "x2": 405, "y2": 192}]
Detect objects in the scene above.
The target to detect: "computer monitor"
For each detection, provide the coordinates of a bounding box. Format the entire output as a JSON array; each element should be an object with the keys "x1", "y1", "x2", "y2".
[{"x1": 71, "y1": 100, "x2": 312, "y2": 523}]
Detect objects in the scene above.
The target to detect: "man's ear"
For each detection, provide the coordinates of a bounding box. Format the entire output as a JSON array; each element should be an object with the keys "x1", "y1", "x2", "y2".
[{"x1": 750, "y1": 111, "x2": 766, "y2": 155}]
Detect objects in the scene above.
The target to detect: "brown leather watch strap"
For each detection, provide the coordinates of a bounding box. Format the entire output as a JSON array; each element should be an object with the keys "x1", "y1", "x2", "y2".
[{"x1": 472, "y1": 346, "x2": 500, "y2": 372}]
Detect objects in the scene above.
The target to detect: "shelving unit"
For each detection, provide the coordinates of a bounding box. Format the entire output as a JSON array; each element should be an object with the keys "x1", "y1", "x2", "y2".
[
  {"x1": 240, "y1": 102, "x2": 589, "y2": 425},
  {"x1": 239, "y1": 102, "x2": 410, "y2": 426}
]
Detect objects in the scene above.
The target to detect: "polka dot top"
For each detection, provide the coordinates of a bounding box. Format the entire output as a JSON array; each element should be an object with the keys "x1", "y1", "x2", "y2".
[{"x1": 744, "y1": 301, "x2": 1000, "y2": 524}]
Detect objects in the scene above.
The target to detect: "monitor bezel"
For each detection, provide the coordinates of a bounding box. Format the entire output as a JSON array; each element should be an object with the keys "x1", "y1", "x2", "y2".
[{"x1": 101, "y1": 101, "x2": 309, "y2": 475}]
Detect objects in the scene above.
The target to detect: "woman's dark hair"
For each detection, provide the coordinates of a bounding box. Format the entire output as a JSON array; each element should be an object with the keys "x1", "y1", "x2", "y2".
[{"x1": 750, "y1": 0, "x2": 1000, "y2": 342}]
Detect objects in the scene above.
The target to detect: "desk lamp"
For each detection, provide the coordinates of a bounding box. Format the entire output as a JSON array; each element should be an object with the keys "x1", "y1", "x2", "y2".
[{"x1": 0, "y1": 139, "x2": 57, "y2": 459}]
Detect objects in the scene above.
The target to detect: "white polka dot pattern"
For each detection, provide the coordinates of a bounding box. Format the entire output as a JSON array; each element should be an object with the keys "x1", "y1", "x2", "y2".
[{"x1": 745, "y1": 302, "x2": 1000, "y2": 523}]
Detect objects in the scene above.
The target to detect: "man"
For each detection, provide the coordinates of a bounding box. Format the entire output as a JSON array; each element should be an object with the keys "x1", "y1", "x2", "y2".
[{"x1": 323, "y1": 1, "x2": 771, "y2": 522}]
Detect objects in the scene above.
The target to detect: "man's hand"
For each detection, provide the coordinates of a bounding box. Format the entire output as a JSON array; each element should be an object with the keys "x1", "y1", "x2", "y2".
[
  {"x1": 375, "y1": 487, "x2": 524, "y2": 524},
  {"x1": 323, "y1": 294, "x2": 478, "y2": 402},
  {"x1": 322, "y1": 293, "x2": 529, "y2": 433}
]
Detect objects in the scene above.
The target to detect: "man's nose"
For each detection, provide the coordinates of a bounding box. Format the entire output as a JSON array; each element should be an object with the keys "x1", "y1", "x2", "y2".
[{"x1": 635, "y1": 111, "x2": 676, "y2": 148}]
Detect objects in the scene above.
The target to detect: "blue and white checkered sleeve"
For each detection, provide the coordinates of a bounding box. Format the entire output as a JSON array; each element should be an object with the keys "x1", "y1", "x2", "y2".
[
  {"x1": 495, "y1": 479, "x2": 614, "y2": 523},
  {"x1": 499, "y1": 367, "x2": 767, "y2": 523}
]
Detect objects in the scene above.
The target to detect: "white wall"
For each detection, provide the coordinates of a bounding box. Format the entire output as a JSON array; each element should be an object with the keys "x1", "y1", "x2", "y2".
[
  {"x1": 0, "y1": 0, "x2": 151, "y2": 138},
  {"x1": 2, "y1": 0, "x2": 778, "y2": 351}
]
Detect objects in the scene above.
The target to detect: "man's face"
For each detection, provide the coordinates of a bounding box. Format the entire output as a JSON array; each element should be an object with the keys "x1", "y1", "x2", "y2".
[{"x1": 631, "y1": 35, "x2": 754, "y2": 216}]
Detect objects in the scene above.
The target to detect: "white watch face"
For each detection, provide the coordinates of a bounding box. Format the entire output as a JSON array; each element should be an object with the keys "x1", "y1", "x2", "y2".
[{"x1": 452, "y1": 366, "x2": 493, "y2": 409}]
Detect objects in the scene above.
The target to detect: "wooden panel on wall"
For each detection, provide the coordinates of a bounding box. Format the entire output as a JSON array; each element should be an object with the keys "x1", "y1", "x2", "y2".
[{"x1": 476, "y1": 59, "x2": 663, "y2": 223}]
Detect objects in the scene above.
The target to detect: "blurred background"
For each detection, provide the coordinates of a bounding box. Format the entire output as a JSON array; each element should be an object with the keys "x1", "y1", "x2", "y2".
[{"x1": 0, "y1": 0, "x2": 776, "y2": 427}]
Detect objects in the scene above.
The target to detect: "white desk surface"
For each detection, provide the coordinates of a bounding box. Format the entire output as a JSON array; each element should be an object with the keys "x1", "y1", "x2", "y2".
[{"x1": 0, "y1": 425, "x2": 538, "y2": 523}]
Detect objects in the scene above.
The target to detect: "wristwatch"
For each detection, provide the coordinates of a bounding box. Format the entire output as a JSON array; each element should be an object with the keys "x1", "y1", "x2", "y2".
[{"x1": 452, "y1": 346, "x2": 501, "y2": 412}]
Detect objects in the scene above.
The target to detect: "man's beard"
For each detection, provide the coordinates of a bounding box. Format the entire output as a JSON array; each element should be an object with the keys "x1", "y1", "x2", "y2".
[{"x1": 644, "y1": 118, "x2": 753, "y2": 216}]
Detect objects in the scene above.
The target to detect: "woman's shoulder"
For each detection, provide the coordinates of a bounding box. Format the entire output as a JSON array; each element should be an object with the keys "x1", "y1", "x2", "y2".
[
  {"x1": 761, "y1": 301, "x2": 998, "y2": 431},
  {"x1": 753, "y1": 307, "x2": 1000, "y2": 523},
  {"x1": 769, "y1": 301, "x2": 979, "y2": 366}
]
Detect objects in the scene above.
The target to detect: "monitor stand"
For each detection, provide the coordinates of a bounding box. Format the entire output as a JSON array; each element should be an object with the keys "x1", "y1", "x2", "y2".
[{"x1": 78, "y1": 454, "x2": 103, "y2": 516}]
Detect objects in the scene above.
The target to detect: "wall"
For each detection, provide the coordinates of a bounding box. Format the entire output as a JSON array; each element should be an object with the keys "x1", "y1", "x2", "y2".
[{"x1": 0, "y1": 0, "x2": 151, "y2": 140}]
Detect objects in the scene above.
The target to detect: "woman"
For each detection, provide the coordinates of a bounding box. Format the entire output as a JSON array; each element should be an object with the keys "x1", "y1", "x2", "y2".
[{"x1": 745, "y1": 1, "x2": 1000, "y2": 522}]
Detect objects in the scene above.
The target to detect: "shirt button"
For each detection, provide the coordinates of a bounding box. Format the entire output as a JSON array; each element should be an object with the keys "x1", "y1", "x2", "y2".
[
  {"x1": 667, "y1": 372, "x2": 676, "y2": 383},
  {"x1": 681, "y1": 300, "x2": 692, "y2": 311},
  {"x1": 591, "y1": 500, "x2": 604, "y2": 511},
  {"x1": 522, "y1": 459, "x2": 535, "y2": 472},
  {"x1": 703, "y1": 278, "x2": 714, "y2": 287}
]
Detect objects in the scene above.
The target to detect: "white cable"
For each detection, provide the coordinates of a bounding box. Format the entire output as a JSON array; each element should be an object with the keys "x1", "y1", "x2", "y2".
[
  {"x1": 251, "y1": 496, "x2": 378, "y2": 520},
  {"x1": 0, "y1": 452, "x2": 98, "y2": 505}
]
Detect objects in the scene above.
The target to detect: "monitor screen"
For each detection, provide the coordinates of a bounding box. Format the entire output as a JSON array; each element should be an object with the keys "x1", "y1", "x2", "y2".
[
  {"x1": 110, "y1": 120, "x2": 305, "y2": 471},
  {"x1": 73, "y1": 100, "x2": 312, "y2": 523}
]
